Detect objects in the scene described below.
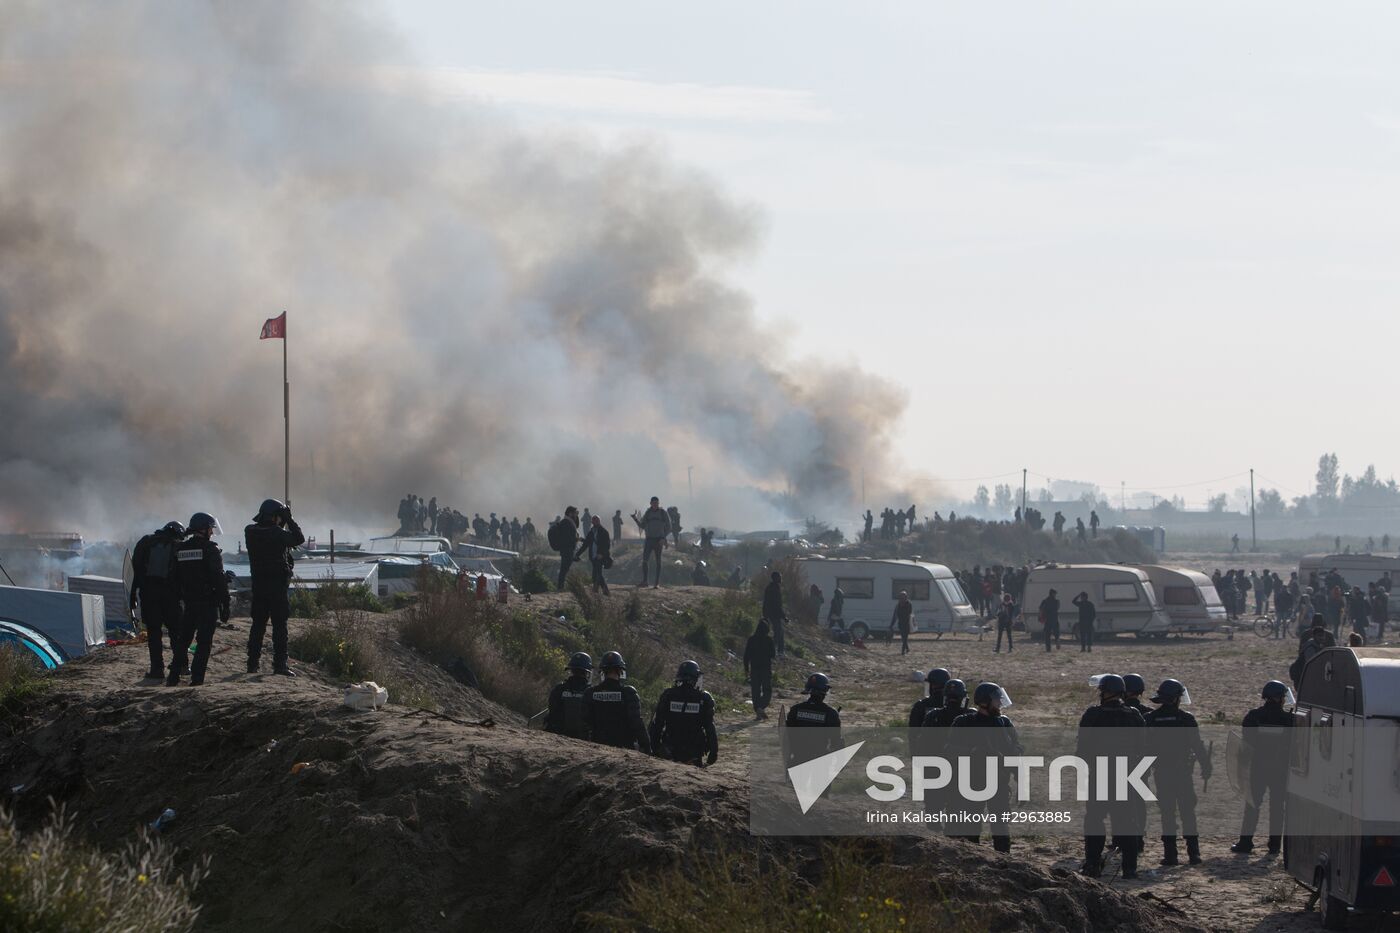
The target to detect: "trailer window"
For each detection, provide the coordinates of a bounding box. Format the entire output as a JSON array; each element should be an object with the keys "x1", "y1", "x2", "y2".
[
  {"x1": 837, "y1": 578, "x2": 874, "y2": 600},
  {"x1": 892, "y1": 580, "x2": 930, "y2": 601},
  {"x1": 938, "y1": 579, "x2": 971, "y2": 607},
  {"x1": 1103, "y1": 583, "x2": 1139, "y2": 603},
  {"x1": 1162, "y1": 586, "x2": 1199, "y2": 606}
]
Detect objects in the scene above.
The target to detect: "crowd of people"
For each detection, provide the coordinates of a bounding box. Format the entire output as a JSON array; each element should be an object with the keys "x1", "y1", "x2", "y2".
[{"x1": 1209, "y1": 565, "x2": 1391, "y2": 643}]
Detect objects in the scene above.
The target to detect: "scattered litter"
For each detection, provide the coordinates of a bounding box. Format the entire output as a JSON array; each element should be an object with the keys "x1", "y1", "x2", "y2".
[
  {"x1": 265, "y1": 739, "x2": 279, "y2": 752},
  {"x1": 344, "y1": 681, "x2": 389, "y2": 710},
  {"x1": 10, "y1": 784, "x2": 26, "y2": 794},
  {"x1": 290, "y1": 762, "x2": 310, "y2": 775},
  {"x1": 149, "y1": 808, "x2": 177, "y2": 832},
  {"x1": 825, "y1": 655, "x2": 836, "y2": 662}
]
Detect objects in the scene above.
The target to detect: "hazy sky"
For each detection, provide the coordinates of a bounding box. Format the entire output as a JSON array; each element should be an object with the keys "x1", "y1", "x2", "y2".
[{"x1": 387, "y1": 1, "x2": 1400, "y2": 506}]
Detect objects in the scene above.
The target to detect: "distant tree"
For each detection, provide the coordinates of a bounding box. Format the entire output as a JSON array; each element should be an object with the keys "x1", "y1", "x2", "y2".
[
  {"x1": 1256, "y1": 488, "x2": 1286, "y2": 519},
  {"x1": 1316, "y1": 453, "x2": 1340, "y2": 506},
  {"x1": 1153, "y1": 498, "x2": 1177, "y2": 515},
  {"x1": 992, "y1": 483, "x2": 1013, "y2": 514},
  {"x1": 1037, "y1": 487, "x2": 1053, "y2": 504},
  {"x1": 1207, "y1": 493, "x2": 1228, "y2": 513},
  {"x1": 974, "y1": 485, "x2": 990, "y2": 511}
]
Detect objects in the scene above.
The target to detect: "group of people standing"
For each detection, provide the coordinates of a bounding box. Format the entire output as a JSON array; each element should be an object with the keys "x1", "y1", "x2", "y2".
[
  {"x1": 1215, "y1": 566, "x2": 1391, "y2": 642},
  {"x1": 863, "y1": 505, "x2": 918, "y2": 541}
]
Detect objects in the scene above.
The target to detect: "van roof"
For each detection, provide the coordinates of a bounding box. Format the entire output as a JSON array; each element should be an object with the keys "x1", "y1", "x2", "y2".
[
  {"x1": 1354, "y1": 647, "x2": 1400, "y2": 717},
  {"x1": 1029, "y1": 563, "x2": 1149, "y2": 580}
]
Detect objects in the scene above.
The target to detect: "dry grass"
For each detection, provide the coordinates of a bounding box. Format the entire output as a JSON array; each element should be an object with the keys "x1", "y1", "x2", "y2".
[
  {"x1": 0, "y1": 644, "x2": 49, "y2": 716},
  {"x1": 0, "y1": 805, "x2": 205, "y2": 933}
]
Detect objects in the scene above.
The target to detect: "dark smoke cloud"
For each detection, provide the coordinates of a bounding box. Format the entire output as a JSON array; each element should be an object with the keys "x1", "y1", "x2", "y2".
[{"x1": 0, "y1": 0, "x2": 907, "y2": 542}]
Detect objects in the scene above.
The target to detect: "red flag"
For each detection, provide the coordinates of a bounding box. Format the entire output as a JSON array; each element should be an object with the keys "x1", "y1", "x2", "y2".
[{"x1": 260, "y1": 312, "x2": 286, "y2": 340}]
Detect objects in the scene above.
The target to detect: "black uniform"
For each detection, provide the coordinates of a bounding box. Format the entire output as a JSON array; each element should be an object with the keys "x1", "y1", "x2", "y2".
[
  {"x1": 1145, "y1": 704, "x2": 1210, "y2": 862},
  {"x1": 130, "y1": 527, "x2": 185, "y2": 677},
  {"x1": 1073, "y1": 595, "x2": 1097, "y2": 652},
  {"x1": 545, "y1": 673, "x2": 591, "y2": 740},
  {"x1": 649, "y1": 683, "x2": 718, "y2": 766},
  {"x1": 173, "y1": 535, "x2": 229, "y2": 684},
  {"x1": 585, "y1": 677, "x2": 651, "y2": 752},
  {"x1": 1076, "y1": 701, "x2": 1147, "y2": 875},
  {"x1": 244, "y1": 515, "x2": 305, "y2": 672},
  {"x1": 1039, "y1": 595, "x2": 1060, "y2": 652},
  {"x1": 785, "y1": 696, "x2": 842, "y2": 766},
  {"x1": 1239, "y1": 702, "x2": 1293, "y2": 844},
  {"x1": 947, "y1": 710, "x2": 1022, "y2": 852},
  {"x1": 908, "y1": 687, "x2": 944, "y2": 728}
]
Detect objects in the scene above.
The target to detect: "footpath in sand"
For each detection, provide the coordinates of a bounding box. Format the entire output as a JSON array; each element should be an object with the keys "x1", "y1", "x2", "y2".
[{"x1": 3, "y1": 608, "x2": 1216, "y2": 933}]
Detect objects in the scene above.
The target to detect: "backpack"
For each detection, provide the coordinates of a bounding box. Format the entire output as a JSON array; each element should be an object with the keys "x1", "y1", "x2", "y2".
[
  {"x1": 547, "y1": 521, "x2": 571, "y2": 553},
  {"x1": 144, "y1": 536, "x2": 177, "y2": 582}
]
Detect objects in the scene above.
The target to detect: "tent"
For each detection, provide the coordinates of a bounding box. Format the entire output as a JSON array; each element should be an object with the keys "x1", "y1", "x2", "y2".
[{"x1": 0, "y1": 585, "x2": 105, "y2": 661}]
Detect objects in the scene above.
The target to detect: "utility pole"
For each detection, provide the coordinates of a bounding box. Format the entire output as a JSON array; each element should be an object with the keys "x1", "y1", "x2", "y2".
[
  {"x1": 1121, "y1": 481, "x2": 1126, "y2": 512},
  {"x1": 1250, "y1": 467, "x2": 1257, "y2": 552},
  {"x1": 1021, "y1": 469, "x2": 1028, "y2": 521},
  {"x1": 861, "y1": 468, "x2": 866, "y2": 506},
  {"x1": 687, "y1": 466, "x2": 694, "y2": 507}
]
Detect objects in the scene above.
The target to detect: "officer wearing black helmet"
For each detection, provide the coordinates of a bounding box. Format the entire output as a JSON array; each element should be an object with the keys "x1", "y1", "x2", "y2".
[
  {"x1": 785, "y1": 673, "x2": 843, "y2": 766},
  {"x1": 245, "y1": 498, "x2": 305, "y2": 677},
  {"x1": 545, "y1": 652, "x2": 593, "y2": 740},
  {"x1": 909, "y1": 668, "x2": 951, "y2": 728},
  {"x1": 584, "y1": 651, "x2": 651, "y2": 753},
  {"x1": 170, "y1": 512, "x2": 229, "y2": 687},
  {"x1": 130, "y1": 520, "x2": 186, "y2": 681},
  {"x1": 1145, "y1": 678, "x2": 1210, "y2": 866},
  {"x1": 947, "y1": 682, "x2": 1020, "y2": 852},
  {"x1": 649, "y1": 660, "x2": 719, "y2": 767},
  {"x1": 1122, "y1": 673, "x2": 1149, "y2": 715},
  {"x1": 921, "y1": 678, "x2": 968, "y2": 729},
  {"x1": 1230, "y1": 680, "x2": 1294, "y2": 855},
  {"x1": 1077, "y1": 674, "x2": 1147, "y2": 878}
]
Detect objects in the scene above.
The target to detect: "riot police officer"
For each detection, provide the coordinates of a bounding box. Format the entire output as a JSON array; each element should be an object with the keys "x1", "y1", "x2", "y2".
[
  {"x1": 170, "y1": 512, "x2": 229, "y2": 687},
  {"x1": 244, "y1": 498, "x2": 305, "y2": 676},
  {"x1": 584, "y1": 651, "x2": 651, "y2": 752},
  {"x1": 909, "y1": 668, "x2": 951, "y2": 727},
  {"x1": 649, "y1": 660, "x2": 719, "y2": 767},
  {"x1": 1077, "y1": 674, "x2": 1147, "y2": 878},
  {"x1": 1122, "y1": 673, "x2": 1149, "y2": 715},
  {"x1": 785, "y1": 673, "x2": 843, "y2": 766},
  {"x1": 921, "y1": 678, "x2": 969, "y2": 729},
  {"x1": 948, "y1": 682, "x2": 1020, "y2": 853},
  {"x1": 545, "y1": 652, "x2": 593, "y2": 740},
  {"x1": 130, "y1": 520, "x2": 185, "y2": 681},
  {"x1": 1230, "y1": 680, "x2": 1294, "y2": 854},
  {"x1": 1145, "y1": 678, "x2": 1210, "y2": 866}
]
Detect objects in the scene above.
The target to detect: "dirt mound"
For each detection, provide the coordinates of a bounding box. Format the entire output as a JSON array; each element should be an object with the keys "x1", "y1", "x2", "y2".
[{"x1": 1, "y1": 636, "x2": 1204, "y2": 933}]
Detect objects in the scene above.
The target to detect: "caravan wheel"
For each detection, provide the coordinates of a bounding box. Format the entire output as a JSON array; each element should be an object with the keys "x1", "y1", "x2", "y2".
[
  {"x1": 848, "y1": 621, "x2": 869, "y2": 641},
  {"x1": 1319, "y1": 869, "x2": 1348, "y2": 930}
]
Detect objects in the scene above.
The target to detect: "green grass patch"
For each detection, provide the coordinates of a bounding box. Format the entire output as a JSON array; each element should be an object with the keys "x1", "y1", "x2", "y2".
[{"x1": 0, "y1": 644, "x2": 49, "y2": 715}]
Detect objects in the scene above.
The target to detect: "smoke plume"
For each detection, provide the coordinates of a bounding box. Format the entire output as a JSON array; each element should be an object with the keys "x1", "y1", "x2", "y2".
[{"x1": 0, "y1": 1, "x2": 907, "y2": 542}]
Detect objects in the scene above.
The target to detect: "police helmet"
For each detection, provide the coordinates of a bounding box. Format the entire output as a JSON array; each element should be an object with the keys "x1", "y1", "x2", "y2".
[
  {"x1": 161, "y1": 521, "x2": 186, "y2": 537},
  {"x1": 1122, "y1": 673, "x2": 1146, "y2": 696},
  {"x1": 1151, "y1": 678, "x2": 1191, "y2": 705},
  {"x1": 600, "y1": 650, "x2": 626, "y2": 672},
  {"x1": 943, "y1": 679, "x2": 968, "y2": 703},
  {"x1": 804, "y1": 672, "x2": 831, "y2": 695},
  {"x1": 676, "y1": 660, "x2": 702, "y2": 684},
  {"x1": 1261, "y1": 680, "x2": 1290, "y2": 701},
  {"x1": 973, "y1": 682, "x2": 1012, "y2": 708},
  {"x1": 925, "y1": 667, "x2": 951, "y2": 687},
  {"x1": 1095, "y1": 674, "x2": 1127, "y2": 697},
  {"x1": 187, "y1": 512, "x2": 222, "y2": 535},
  {"x1": 567, "y1": 652, "x2": 593, "y2": 673},
  {"x1": 256, "y1": 498, "x2": 287, "y2": 522}
]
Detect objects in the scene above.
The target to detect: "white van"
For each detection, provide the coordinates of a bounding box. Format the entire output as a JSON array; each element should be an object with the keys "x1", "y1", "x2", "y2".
[
  {"x1": 796, "y1": 558, "x2": 978, "y2": 641},
  {"x1": 1022, "y1": 564, "x2": 1172, "y2": 639},
  {"x1": 1286, "y1": 647, "x2": 1400, "y2": 928},
  {"x1": 1138, "y1": 565, "x2": 1228, "y2": 634}
]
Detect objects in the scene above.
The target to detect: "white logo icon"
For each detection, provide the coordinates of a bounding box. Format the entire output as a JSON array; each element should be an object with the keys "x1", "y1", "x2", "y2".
[{"x1": 787, "y1": 742, "x2": 865, "y2": 814}]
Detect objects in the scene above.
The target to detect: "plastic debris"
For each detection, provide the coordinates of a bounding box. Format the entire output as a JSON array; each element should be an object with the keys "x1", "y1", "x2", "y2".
[{"x1": 149, "y1": 808, "x2": 177, "y2": 832}]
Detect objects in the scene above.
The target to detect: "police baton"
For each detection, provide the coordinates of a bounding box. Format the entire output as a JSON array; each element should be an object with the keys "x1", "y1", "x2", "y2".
[{"x1": 1203, "y1": 740, "x2": 1215, "y2": 793}]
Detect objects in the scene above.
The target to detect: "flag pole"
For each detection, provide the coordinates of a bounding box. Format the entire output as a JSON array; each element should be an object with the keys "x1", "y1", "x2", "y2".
[{"x1": 283, "y1": 314, "x2": 290, "y2": 506}]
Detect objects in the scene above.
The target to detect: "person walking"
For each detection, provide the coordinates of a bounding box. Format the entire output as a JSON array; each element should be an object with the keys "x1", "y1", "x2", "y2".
[
  {"x1": 1145, "y1": 679, "x2": 1210, "y2": 866},
  {"x1": 549, "y1": 506, "x2": 581, "y2": 590},
  {"x1": 129, "y1": 520, "x2": 186, "y2": 681},
  {"x1": 994, "y1": 594, "x2": 1016, "y2": 653},
  {"x1": 575, "y1": 515, "x2": 612, "y2": 595},
  {"x1": 743, "y1": 620, "x2": 776, "y2": 720},
  {"x1": 763, "y1": 571, "x2": 788, "y2": 657},
  {"x1": 1230, "y1": 681, "x2": 1294, "y2": 854},
  {"x1": 1039, "y1": 588, "x2": 1061, "y2": 652},
  {"x1": 891, "y1": 590, "x2": 913, "y2": 655},
  {"x1": 1072, "y1": 591, "x2": 1097, "y2": 653}
]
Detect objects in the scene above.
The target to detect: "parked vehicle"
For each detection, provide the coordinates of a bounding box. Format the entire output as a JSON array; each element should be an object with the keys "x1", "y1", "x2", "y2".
[
  {"x1": 1285, "y1": 646, "x2": 1400, "y2": 929},
  {"x1": 796, "y1": 557, "x2": 978, "y2": 641},
  {"x1": 1138, "y1": 565, "x2": 1228, "y2": 634},
  {"x1": 1021, "y1": 564, "x2": 1172, "y2": 639}
]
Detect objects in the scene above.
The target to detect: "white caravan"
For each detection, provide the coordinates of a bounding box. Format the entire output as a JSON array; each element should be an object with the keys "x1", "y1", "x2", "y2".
[
  {"x1": 1298, "y1": 554, "x2": 1400, "y2": 591},
  {"x1": 796, "y1": 558, "x2": 978, "y2": 641},
  {"x1": 1021, "y1": 564, "x2": 1172, "y2": 639},
  {"x1": 1138, "y1": 565, "x2": 1228, "y2": 634}
]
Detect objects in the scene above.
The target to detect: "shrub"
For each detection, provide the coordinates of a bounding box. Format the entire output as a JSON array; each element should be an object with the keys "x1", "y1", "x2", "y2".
[
  {"x1": 0, "y1": 805, "x2": 205, "y2": 933},
  {"x1": 287, "y1": 612, "x2": 383, "y2": 681},
  {"x1": 0, "y1": 644, "x2": 48, "y2": 714},
  {"x1": 288, "y1": 584, "x2": 383, "y2": 619},
  {"x1": 595, "y1": 841, "x2": 978, "y2": 933},
  {"x1": 510, "y1": 556, "x2": 552, "y2": 595},
  {"x1": 682, "y1": 619, "x2": 717, "y2": 654}
]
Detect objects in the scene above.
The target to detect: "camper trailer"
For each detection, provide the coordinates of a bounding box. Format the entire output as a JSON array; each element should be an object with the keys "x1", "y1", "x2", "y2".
[
  {"x1": 1285, "y1": 647, "x2": 1400, "y2": 929},
  {"x1": 1021, "y1": 564, "x2": 1172, "y2": 639},
  {"x1": 1138, "y1": 565, "x2": 1228, "y2": 634},
  {"x1": 1298, "y1": 554, "x2": 1400, "y2": 594},
  {"x1": 796, "y1": 558, "x2": 978, "y2": 640}
]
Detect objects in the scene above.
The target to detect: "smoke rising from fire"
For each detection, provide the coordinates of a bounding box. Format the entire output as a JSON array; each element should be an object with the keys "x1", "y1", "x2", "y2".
[{"x1": 0, "y1": 1, "x2": 908, "y2": 541}]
